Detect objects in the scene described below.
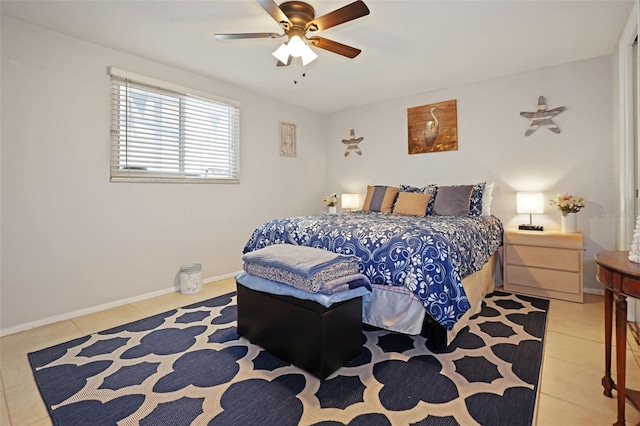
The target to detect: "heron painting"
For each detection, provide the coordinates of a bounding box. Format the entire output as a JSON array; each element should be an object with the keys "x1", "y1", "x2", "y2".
[{"x1": 408, "y1": 99, "x2": 458, "y2": 154}]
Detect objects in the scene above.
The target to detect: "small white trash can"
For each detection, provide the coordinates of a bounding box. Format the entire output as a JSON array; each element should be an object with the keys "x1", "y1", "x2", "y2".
[{"x1": 180, "y1": 263, "x2": 202, "y2": 294}]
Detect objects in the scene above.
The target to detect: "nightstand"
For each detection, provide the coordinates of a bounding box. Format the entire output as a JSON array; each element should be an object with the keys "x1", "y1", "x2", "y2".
[{"x1": 503, "y1": 229, "x2": 583, "y2": 302}]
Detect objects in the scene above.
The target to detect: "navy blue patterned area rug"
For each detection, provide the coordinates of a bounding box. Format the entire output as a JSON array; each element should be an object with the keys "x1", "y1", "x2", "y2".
[{"x1": 28, "y1": 290, "x2": 548, "y2": 426}]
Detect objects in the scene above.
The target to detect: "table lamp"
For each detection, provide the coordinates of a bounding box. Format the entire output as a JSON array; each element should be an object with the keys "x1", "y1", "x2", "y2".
[
  {"x1": 341, "y1": 193, "x2": 361, "y2": 212},
  {"x1": 517, "y1": 192, "x2": 544, "y2": 231}
]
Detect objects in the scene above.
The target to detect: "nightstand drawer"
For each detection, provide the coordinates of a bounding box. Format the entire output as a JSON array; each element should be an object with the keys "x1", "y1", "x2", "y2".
[
  {"x1": 506, "y1": 245, "x2": 580, "y2": 272},
  {"x1": 506, "y1": 265, "x2": 581, "y2": 294},
  {"x1": 504, "y1": 230, "x2": 582, "y2": 249},
  {"x1": 503, "y1": 229, "x2": 583, "y2": 303}
]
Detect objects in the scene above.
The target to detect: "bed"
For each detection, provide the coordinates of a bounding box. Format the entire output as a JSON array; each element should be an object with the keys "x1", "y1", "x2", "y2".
[{"x1": 242, "y1": 206, "x2": 503, "y2": 351}]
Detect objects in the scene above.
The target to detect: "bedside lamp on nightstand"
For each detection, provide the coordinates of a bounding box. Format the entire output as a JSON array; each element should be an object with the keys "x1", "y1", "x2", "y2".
[
  {"x1": 341, "y1": 193, "x2": 361, "y2": 212},
  {"x1": 517, "y1": 192, "x2": 544, "y2": 231}
]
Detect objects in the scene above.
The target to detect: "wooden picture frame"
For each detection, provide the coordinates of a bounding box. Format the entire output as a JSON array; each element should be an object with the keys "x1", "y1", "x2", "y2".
[
  {"x1": 280, "y1": 122, "x2": 296, "y2": 157},
  {"x1": 408, "y1": 99, "x2": 458, "y2": 154}
]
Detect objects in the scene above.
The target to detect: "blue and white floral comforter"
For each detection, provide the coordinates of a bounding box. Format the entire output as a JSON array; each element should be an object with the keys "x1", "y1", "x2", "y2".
[{"x1": 242, "y1": 211, "x2": 503, "y2": 330}]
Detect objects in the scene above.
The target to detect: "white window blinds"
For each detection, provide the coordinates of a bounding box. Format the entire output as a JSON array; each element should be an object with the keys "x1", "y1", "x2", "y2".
[{"x1": 109, "y1": 68, "x2": 240, "y2": 183}]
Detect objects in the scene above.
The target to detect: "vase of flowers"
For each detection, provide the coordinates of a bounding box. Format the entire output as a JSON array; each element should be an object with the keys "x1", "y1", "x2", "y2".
[
  {"x1": 561, "y1": 214, "x2": 577, "y2": 234},
  {"x1": 549, "y1": 193, "x2": 585, "y2": 233},
  {"x1": 323, "y1": 193, "x2": 339, "y2": 214}
]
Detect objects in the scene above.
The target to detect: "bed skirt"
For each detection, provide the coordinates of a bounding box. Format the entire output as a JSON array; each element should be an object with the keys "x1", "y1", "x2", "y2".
[{"x1": 362, "y1": 252, "x2": 498, "y2": 349}]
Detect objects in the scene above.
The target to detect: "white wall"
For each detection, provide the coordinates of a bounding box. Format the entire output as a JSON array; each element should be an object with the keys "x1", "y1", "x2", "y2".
[
  {"x1": 0, "y1": 15, "x2": 621, "y2": 333},
  {"x1": 0, "y1": 17, "x2": 326, "y2": 333},
  {"x1": 325, "y1": 55, "x2": 616, "y2": 292}
]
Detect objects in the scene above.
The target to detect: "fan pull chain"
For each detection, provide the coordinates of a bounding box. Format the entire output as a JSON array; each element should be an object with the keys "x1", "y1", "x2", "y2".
[
  {"x1": 293, "y1": 73, "x2": 307, "y2": 85},
  {"x1": 293, "y1": 58, "x2": 307, "y2": 84}
]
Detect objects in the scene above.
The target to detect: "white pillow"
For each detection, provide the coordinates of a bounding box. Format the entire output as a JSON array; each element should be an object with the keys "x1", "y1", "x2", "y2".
[{"x1": 481, "y1": 182, "x2": 495, "y2": 216}]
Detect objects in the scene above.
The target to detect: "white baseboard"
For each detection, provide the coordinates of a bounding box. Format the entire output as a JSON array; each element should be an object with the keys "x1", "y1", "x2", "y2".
[
  {"x1": 2, "y1": 274, "x2": 606, "y2": 337},
  {"x1": 584, "y1": 287, "x2": 605, "y2": 296},
  {"x1": 0, "y1": 271, "x2": 241, "y2": 337}
]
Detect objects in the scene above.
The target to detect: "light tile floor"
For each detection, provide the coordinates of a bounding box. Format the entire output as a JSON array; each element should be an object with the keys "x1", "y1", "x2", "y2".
[{"x1": 0, "y1": 280, "x2": 638, "y2": 425}]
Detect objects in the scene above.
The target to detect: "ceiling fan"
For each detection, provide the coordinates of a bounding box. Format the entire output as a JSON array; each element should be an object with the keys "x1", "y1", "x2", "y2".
[{"x1": 214, "y1": 0, "x2": 370, "y2": 66}]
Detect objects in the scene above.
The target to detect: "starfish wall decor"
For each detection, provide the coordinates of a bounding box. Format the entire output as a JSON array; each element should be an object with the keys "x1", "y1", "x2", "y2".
[
  {"x1": 342, "y1": 129, "x2": 364, "y2": 156},
  {"x1": 520, "y1": 96, "x2": 566, "y2": 136}
]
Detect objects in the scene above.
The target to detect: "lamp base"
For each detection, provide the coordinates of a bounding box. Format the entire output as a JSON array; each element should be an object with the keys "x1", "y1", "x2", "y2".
[{"x1": 519, "y1": 224, "x2": 544, "y2": 231}]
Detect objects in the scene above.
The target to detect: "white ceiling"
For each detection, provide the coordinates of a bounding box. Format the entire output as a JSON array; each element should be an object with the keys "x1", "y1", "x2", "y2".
[{"x1": 1, "y1": 0, "x2": 633, "y2": 114}]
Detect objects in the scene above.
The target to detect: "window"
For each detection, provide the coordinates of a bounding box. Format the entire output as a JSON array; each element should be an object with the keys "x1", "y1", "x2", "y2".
[{"x1": 109, "y1": 68, "x2": 240, "y2": 183}]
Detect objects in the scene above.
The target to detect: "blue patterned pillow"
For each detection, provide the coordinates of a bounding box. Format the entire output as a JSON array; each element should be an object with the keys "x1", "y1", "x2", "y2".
[
  {"x1": 469, "y1": 182, "x2": 486, "y2": 217},
  {"x1": 399, "y1": 184, "x2": 438, "y2": 215}
]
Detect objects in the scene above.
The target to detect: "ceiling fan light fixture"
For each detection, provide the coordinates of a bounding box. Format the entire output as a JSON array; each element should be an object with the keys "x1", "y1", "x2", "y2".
[
  {"x1": 272, "y1": 43, "x2": 290, "y2": 63},
  {"x1": 300, "y1": 44, "x2": 318, "y2": 66},
  {"x1": 216, "y1": 0, "x2": 371, "y2": 66},
  {"x1": 287, "y1": 35, "x2": 306, "y2": 57}
]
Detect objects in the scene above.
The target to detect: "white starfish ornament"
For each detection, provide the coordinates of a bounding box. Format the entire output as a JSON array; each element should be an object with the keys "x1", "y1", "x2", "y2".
[
  {"x1": 520, "y1": 96, "x2": 566, "y2": 136},
  {"x1": 342, "y1": 129, "x2": 364, "y2": 156}
]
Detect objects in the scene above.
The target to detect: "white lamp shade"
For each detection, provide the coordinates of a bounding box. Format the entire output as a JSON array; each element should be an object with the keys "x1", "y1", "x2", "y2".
[
  {"x1": 516, "y1": 192, "x2": 544, "y2": 214},
  {"x1": 341, "y1": 193, "x2": 361, "y2": 210},
  {"x1": 300, "y1": 44, "x2": 318, "y2": 66},
  {"x1": 272, "y1": 43, "x2": 290, "y2": 64},
  {"x1": 287, "y1": 35, "x2": 306, "y2": 57}
]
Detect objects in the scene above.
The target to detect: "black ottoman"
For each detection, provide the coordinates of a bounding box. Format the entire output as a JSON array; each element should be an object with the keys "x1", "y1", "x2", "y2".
[{"x1": 236, "y1": 282, "x2": 364, "y2": 380}]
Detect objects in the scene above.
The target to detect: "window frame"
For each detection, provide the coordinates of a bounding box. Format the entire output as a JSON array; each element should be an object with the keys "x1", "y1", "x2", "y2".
[{"x1": 109, "y1": 67, "x2": 240, "y2": 184}]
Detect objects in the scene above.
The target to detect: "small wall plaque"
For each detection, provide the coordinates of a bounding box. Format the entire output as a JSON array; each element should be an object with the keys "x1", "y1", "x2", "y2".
[{"x1": 280, "y1": 122, "x2": 296, "y2": 157}]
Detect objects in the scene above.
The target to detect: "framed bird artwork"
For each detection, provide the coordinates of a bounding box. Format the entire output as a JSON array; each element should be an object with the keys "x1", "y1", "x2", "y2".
[{"x1": 407, "y1": 99, "x2": 458, "y2": 154}]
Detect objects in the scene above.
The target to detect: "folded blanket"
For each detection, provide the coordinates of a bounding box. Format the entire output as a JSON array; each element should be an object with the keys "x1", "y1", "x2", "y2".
[
  {"x1": 235, "y1": 271, "x2": 371, "y2": 308},
  {"x1": 242, "y1": 244, "x2": 358, "y2": 278},
  {"x1": 243, "y1": 262, "x2": 369, "y2": 294},
  {"x1": 242, "y1": 244, "x2": 364, "y2": 294}
]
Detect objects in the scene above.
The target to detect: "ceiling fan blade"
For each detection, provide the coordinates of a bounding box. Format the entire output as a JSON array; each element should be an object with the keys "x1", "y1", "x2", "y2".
[
  {"x1": 257, "y1": 0, "x2": 292, "y2": 28},
  {"x1": 306, "y1": 0, "x2": 370, "y2": 32},
  {"x1": 215, "y1": 33, "x2": 283, "y2": 40},
  {"x1": 308, "y1": 36, "x2": 361, "y2": 59}
]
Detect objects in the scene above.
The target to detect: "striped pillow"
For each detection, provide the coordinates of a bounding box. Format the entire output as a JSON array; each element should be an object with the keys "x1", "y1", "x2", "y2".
[{"x1": 362, "y1": 185, "x2": 399, "y2": 213}]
